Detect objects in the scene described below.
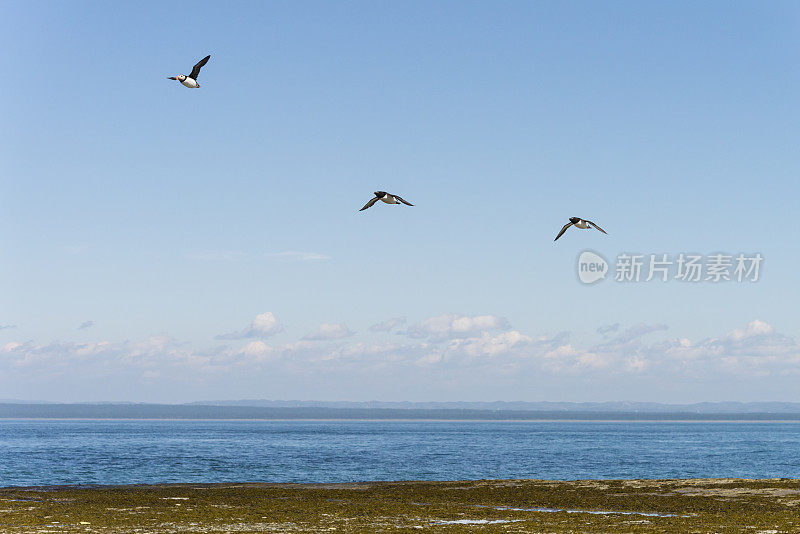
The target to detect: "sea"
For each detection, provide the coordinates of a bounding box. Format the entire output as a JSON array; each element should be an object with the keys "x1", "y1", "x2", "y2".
[{"x1": 1, "y1": 420, "x2": 798, "y2": 487}]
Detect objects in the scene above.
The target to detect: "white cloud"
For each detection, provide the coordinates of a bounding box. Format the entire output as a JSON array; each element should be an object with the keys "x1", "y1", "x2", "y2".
[
  {"x1": 2, "y1": 318, "x2": 799, "y2": 398},
  {"x1": 657, "y1": 320, "x2": 800, "y2": 375},
  {"x1": 303, "y1": 323, "x2": 354, "y2": 341},
  {"x1": 398, "y1": 319, "x2": 800, "y2": 378},
  {"x1": 445, "y1": 330, "x2": 532, "y2": 359},
  {"x1": 0, "y1": 337, "x2": 220, "y2": 378},
  {"x1": 541, "y1": 344, "x2": 607, "y2": 373},
  {"x1": 224, "y1": 341, "x2": 281, "y2": 364},
  {"x1": 216, "y1": 312, "x2": 284, "y2": 340},
  {"x1": 725, "y1": 319, "x2": 774, "y2": 341},
  {"x1": 626, "y1": 355, "x2": 647, "y2": 372},
  {"x1": 410, "y1": 330, "x2": 530, "y2": 369},
  {"x1": 239, "y1": 341, "x2": 272, "y2": 357},
  {"x1": 403, "y1": 314, "x2": 510, "y2": 341}
]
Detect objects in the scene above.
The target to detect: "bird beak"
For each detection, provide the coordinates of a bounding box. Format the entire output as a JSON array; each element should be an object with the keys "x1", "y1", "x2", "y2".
[{"x1": 168, "y1": 76, "x2": 177, "y2": 80}]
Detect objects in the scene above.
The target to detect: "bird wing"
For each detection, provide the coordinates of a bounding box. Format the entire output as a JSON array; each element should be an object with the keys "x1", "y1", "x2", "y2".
[
  {"x1": 189, "y1": 55, "x2": 210, "y2": 80},
  {"x1": 554, "y1": 222, "x2": 573, "y2": 241},
  {"x1": 586, "y1": 220, "x2": 608, "y2": 234},
  {"x1": 394, "y1": 195, "x2": 413, "y2": 206},
  {"x1": 359, "y1": 197, "x2": 380, "y2": 211}
]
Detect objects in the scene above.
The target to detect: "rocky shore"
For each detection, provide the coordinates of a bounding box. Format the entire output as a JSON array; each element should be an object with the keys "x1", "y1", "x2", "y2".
[{"x1": 1, "y1": 478, "x2": 798, "y2": 532}]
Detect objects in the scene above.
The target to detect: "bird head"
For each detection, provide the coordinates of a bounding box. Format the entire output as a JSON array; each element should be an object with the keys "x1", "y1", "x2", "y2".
[{"x1": 177, "y1": 75, "x2": 186, "y2": 81}]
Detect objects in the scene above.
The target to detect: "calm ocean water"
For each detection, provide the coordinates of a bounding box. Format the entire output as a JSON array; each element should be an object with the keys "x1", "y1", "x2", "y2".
[{"x1": 1, "y1": 420, "x2": 798, "y2": 487}]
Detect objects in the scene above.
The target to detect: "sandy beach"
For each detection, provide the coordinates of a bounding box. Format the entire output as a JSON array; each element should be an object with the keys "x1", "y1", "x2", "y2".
[{"x1": 1, "y1": 478, "x2": 798, "y2": 533}]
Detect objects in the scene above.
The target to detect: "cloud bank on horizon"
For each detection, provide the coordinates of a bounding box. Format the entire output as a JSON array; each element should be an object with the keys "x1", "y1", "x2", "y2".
[{"x1": 1, "y1": 313, "x2": 798, "y2": 403}]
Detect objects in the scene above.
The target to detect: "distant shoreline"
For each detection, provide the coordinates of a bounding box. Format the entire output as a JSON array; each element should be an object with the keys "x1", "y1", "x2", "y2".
[
  {"x1": 4, "y1": 403, "x2": 800, "y2": 421},
  {"x1": 3, "y1": 417, "x2": 800, "y2": 423}
]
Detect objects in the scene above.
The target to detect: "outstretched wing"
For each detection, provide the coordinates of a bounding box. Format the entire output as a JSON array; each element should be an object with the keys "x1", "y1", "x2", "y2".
[
  {"x1": 554, "y1": 222, "x2": 573, "y2": 241},
  {"x1": 394, "y1": 195, "x2": 413, "y2": 206},
  {"x1": 359, "y1": 197, "x2": 379, "y2": 211},
  {"x1": 586, "y1": 220, "x2": 607, "y2": 235},
  {"x1": 189, "y1": 55, "x2": 210, "y2": 80}
]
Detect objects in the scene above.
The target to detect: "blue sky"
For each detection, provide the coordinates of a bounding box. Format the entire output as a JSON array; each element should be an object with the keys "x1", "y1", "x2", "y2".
[{"x1": 2, "y1": 1, "x2": 800, "y2": 402}]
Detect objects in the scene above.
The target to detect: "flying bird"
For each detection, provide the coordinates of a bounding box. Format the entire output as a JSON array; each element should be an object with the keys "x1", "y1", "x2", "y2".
[
  {"x1": 168, "y1": 55, "x2": 211, "y2": 88},
  {"x1": 359, "y1": 191, "x2": 414, "y2": 211},
  {"x1": 554, "y1": 217, "x2": 607, "y2": 241}
]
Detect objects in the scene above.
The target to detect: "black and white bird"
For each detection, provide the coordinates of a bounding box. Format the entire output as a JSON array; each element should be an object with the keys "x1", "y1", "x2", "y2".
[
  {"x1": 554, "y1": 217, "x2": 607, "y2": 241},
  {"x1": 359, "y1": 191, "x2": 414, "y2": 211},
  {"x1": 168, "y1": 55, "x2": 210, "y2": 88}
]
